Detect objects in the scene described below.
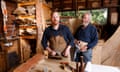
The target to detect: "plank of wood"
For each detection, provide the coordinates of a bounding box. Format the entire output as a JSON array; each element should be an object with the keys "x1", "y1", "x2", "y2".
[
  {"x1": 101, "y1": 26, "x2": 120, "y2": 66},
  {"x1": 13, "y1": 53, "x2": 43, "y2": 72},
  {"x1": 92, "y1": 40, "x2": 104, "y2": 64}
]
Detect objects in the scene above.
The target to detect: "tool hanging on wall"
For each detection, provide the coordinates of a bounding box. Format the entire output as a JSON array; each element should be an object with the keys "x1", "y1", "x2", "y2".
[
  {"x1": 1, "y1": 0, "x2": 12, "y2": 47},
  {"x1": 1, "y1": 0, "x2": 8, "y2": 35}
]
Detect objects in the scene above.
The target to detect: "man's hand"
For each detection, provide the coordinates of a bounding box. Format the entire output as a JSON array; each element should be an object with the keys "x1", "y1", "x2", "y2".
[
  {"x1": 46, "y1": 47, "x2": 56, "y2": 56},
  {"x1": 75, "y1": 40, "x2": 88, "y2": 52},
  {"x1": 62, "y1": 48, "x2": 69, "y2": 57},
  {"x1": 80, "y1": 45, "x2": 88, "y2": 52},
  {"x1": 50, "y1": 51, "x2": 56, "y2": 56},
  {"x1": 62, "y1": 45, "x2": 71, "y2": 57},
  {"x1": 74, "y1": 39, "x2": 80, "y2": 46}
]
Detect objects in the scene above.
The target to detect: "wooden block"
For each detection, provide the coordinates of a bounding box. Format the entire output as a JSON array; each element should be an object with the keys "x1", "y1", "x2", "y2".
[
  {"x1": 48, "y1": 55, "x2": 62, "y2": 60},
  {"x1": 44, "y1": 50, "x2": 48, "y2": 59},
  {"x1": 60, "y1": 62, "x2": 69, "y2": 65}
]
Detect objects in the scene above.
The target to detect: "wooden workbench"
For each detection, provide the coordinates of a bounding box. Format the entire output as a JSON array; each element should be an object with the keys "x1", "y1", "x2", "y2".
[
  {"x1": 13, "y1": 54, "x2": 76, "y2": 72},
  {"x1": 13, "y1": 54, "x2": 44, "y2": 72}
]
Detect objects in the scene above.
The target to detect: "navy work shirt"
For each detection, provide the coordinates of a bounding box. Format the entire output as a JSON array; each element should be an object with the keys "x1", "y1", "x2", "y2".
[
  {"x1": 41, "y1": 24, "x2": 74, "y2": 49},
  {"x1": 74, "y1": 24, "x2": 98, "y2": 49}
]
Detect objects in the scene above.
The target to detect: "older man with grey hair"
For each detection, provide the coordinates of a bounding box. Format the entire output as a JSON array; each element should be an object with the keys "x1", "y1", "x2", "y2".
[{"x1": 74, "y1": 12, "x2": 98, "y2": 72}]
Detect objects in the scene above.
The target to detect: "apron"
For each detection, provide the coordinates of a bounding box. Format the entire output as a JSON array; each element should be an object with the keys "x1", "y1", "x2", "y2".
[
  {"x1": 48, "y1": 31, "x2": 72, "y2": 62},
  {"x1": 49, "y1": 31, "x2": 67, "y2": 54}
]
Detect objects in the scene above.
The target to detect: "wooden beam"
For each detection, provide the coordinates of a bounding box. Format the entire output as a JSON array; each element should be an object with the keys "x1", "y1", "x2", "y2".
[
  {"x1": 71, "y1": 0, "x2": 77, "y2": 16},
  {"x1": 52, "y1": 0, "x2": 120, "y2": 12},
  {"x1": 101, "y1": 0, "x2": 103, "y2": 7},
  {"x1": 59, "y1": 0, "x2": 63, "y2": 11},
  {"x1": 72, "y1": 0, "x2": 74, "y2": 9},
  {"x1": 118, "y1": 0, "x2": 120, "y2": 25},
  {"x1": 85, "y1": 0, "x2": 88, "y2": 8},
  {"x1": 107, "y1": 8, "x2": 110, "y2": 25},
  {"x1": 36, "y1": 0, "x2": 44, "y2": 53},
  {"x1": 109, "y1": 0, "x2": 112, "y2": 4},
  {"x1": 52, "y1": 0, "x2": 54, "y2": 10},
  {"x1": 75, "y1": 0, "x2": 78, "y2": 16}
]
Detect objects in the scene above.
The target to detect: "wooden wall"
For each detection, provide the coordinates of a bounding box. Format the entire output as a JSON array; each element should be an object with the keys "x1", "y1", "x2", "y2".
[
  {"x1": 0, "y1": 1, "x2": 4, "y2": 36},
  {"x1": 6, "y1": 1, "x2": 17, "y2": 37},
  {"x1": 0, "y1": 1, "x2": 19, "y2": 72}
]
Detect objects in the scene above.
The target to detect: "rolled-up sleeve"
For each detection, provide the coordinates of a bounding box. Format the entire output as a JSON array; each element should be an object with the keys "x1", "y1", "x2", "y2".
[{"x1": 41, "y1": 29, "x2": 48, "y2": 49}]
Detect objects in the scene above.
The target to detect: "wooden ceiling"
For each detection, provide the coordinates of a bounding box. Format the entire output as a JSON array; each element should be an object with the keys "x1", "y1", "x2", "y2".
[
  {"x1": 46, "y1": 0, "x2": 120, "y2": 11},
  {"x1": 4, "y1": 0, "x2": 120, "y2": 11}
]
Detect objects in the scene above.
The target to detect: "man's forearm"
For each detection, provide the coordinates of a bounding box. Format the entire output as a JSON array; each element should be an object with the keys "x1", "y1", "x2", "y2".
[
  {"x1": 46, "y1": 47, "x2": 52, "y2": 53},
  {"x1": 66, "y1": 45, "x2": 72, "y2": 50},
  {"x1": 62, "y1": 45, "x2": 72, "y2": 57}
]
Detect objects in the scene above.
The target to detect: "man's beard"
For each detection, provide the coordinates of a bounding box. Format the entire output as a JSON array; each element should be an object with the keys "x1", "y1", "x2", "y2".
[{"x1": 53, "y1": 21, "x2": 59, "y2": 25}]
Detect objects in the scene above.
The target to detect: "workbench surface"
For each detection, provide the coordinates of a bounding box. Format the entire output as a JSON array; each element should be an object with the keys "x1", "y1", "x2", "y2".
[
  {"x1": 28, "y1": 57, "x2": 76, "y2": 72},
  {"x1": 14, "y1": 54, "x2": 76, "y2": 72},
  {"x1": 14, "y1": 54, "x2": 120, "y2": 72}
]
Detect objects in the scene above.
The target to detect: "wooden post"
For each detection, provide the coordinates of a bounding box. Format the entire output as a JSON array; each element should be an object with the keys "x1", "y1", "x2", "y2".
[
  {"x1": 76, "y1": 62, "x2": 79, "y2": 72},
  {"x1": 36, "y1": 0, "x2": 44, "y2": 53},
  {"x1": 76, "y1": 56, "x2": 84, "y2": 72},
  {"x1": 79, "y1": 56, "x2": 84, "y2": 72}
]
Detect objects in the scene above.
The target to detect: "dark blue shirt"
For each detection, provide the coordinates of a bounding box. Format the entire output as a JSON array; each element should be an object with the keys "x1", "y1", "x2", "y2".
[
  {"x1": 74, "y1": 24, "x2": 98, "y2": 49},
  {"x1": 41, "y1": 24, "x2": 74, "y2": 49}
]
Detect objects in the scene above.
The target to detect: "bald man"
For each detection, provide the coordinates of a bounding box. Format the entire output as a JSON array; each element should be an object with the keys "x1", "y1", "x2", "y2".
[{"x1": 74, "y1": 12, "x2": 98, "y2": 72}]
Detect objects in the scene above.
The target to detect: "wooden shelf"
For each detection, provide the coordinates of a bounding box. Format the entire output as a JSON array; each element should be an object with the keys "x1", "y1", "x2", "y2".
[
  {"x1": 18, "y1": 1, "x2": 37, "y2": 40},
  {"x1": 20, "y1": 35, "x2": 36, "y2": 39},
  {"x1": 19, "y1": 25, "x2": 37, "y2": 29},
  {"x1": 0, "y1": 36, "x2": 19, "y2": 41},
  {"x1": 18, "y1": 15, "x2": 35, "y2": 19},
  {"x1": 18, "y1": 1, "x2": 35, "y2": 7}
]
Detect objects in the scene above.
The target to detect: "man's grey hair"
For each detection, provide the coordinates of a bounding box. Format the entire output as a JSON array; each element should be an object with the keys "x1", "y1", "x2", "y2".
[{"x1": 82, "y1": 12, "x2": 92, "y2": 22}]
